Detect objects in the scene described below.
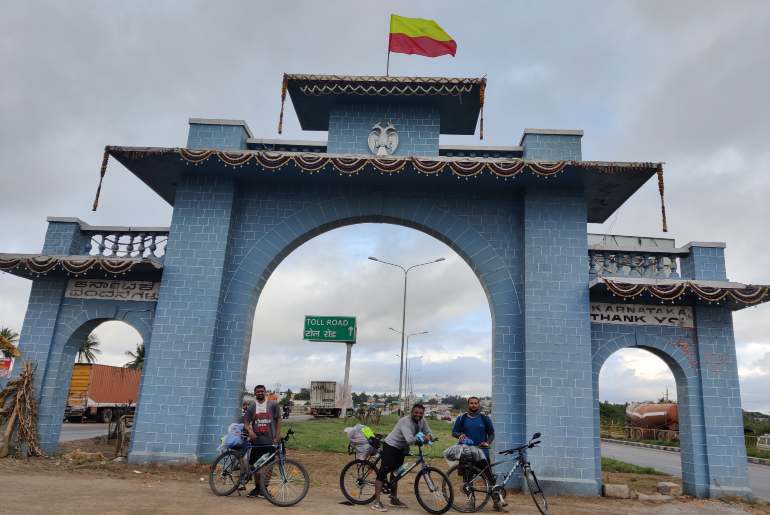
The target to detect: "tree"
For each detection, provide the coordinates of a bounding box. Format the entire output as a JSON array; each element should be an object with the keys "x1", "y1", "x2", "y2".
[
  {"x1": 599, "y1": 401, "x2": 627, "y2": 426},
  {"x1": 0, "y1": 326, "x2": 19, "y2": 345},
  {"x1": 124, "y1": 343, "x2": 145, "y2": 370},
  {"x1": 294, "y1": 388, "x2": 310, "y2": 400},
  {"x1": 280, "y1": 389, "x2": 293, "y2": 407},
  {"x1": 77, "y1": 334, "x2": 101, "y2": 364}
]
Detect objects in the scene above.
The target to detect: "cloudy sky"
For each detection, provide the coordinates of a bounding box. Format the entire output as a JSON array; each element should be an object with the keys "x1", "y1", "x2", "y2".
[{"x1": 0, "y1": 1, "x2": 767, "y2": 412}]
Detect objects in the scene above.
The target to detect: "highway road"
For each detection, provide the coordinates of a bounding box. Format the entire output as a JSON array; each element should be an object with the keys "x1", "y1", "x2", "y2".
[
  {"x1": 601, "y1": 440, "x2": 770, "y2": 500},
  {"x1": 59, "y1": 422, "x2": 119, "y2": 442}
]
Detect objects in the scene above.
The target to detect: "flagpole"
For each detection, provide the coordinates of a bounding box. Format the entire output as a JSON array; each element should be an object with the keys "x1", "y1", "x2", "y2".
[{"x1": 386, "y1": 50, "x2": 390, "y2": 76}]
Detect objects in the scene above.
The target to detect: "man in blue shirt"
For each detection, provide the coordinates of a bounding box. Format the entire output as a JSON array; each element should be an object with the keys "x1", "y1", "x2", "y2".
[
  {"x1": 451, "y1": 397, "x2": 494, "y2": 457},
  {"x1": 452, "y1": 397, "x2": 507, "y2": 512}
]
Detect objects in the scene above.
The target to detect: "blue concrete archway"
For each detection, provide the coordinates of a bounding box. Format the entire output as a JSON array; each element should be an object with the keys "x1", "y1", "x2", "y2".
[
  {"x1": 16, "y1": 282, "x2": 157, "y2": 454},
  {"x1": 591, "y1": 324, "x2": 752, "y2": 498},
  {"x1": 205, "y1": 194, "x2": 521, "y2": 457}
]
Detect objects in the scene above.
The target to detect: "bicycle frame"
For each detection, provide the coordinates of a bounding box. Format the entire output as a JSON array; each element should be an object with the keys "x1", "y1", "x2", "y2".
[
  {"x1": 464, "y1": 451, "x2": 526, "y2": 493},
  {"x1": 240, "y1": 439, "x2": 290, "y2": 482},
  {"x1": 382, "y1": 443, "x2": 435, "y2": 491}
]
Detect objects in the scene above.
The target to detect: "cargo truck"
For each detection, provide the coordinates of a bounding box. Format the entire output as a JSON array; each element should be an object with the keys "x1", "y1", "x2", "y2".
[
  {"x1": 624, "y1": 402, "x2": 679, "y2": 442},
  {"x1": 309, "y1": 381, "x2": 353, "y2": 418},
  {"x1": 64, "y1": 363, "x2": 141, "y2": 423}
]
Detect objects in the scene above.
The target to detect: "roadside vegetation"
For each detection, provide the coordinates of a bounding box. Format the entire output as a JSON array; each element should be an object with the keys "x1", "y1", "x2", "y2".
[
  {"x1": 600, "y1": 457, "x2": 667, "y2": 475},
  {"x1": 282, "y1": 414, "x2": 456, "y2": 455}
]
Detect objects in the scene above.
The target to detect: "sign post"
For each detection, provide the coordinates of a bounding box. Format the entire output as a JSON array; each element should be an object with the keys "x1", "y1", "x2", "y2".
[
  {"x1": 341, "y1": 342, "x2": 353, "y2": 419},
  {"x1": 303, "y1": 316, "x2": 356, "y2": 418}
]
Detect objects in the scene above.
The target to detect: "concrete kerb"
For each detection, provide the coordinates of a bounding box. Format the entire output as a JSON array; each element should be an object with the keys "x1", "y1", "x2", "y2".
[{"x1": 601, "y1": 438, "x2": 769, "y2": 466}]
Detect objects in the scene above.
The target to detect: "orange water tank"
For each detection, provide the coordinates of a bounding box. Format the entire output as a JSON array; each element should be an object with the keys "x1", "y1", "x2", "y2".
[{"x1": 625, "y1": 403, "x2": 679, "y2": 430}]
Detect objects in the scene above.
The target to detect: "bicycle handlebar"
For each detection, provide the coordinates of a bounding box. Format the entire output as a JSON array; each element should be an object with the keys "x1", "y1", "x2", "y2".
[{"x1": 501, "y1": 439, "x2": 541, "y2": 455}]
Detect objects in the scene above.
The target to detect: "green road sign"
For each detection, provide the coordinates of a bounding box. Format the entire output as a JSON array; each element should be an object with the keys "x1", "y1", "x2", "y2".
[{"x1": 303, "y1": 316, "x2": 356, "y2": 342}]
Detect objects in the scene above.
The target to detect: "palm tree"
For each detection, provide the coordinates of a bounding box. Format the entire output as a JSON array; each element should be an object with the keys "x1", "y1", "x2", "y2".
[
  {"x1": 1, "y1": 326, "x2": 20, "y2": 358},
  {"x1": 124, "y1": 343, "x2": 145, "y2": 370},
  {"x1": 77, "y1": 334, "x2": 101, "y2": 364},
  {"x1": 1, "y1": 326, "x2": 19, "y2": 344}
]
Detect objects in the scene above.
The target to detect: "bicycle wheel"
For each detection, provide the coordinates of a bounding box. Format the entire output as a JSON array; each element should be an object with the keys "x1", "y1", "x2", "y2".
[
  {"x1": 444, "y1": 464, "x2": 491, "y2": 513},
  {"x1": 523, "y1": 466, "x2": 548, "y2": 515},
  {"x1": 260, "y1": 458, "x2": 310, "y2": 507},
  {"x1": 414, "y1": 466, "x2": 454, "y2": 515},
  {"x1": 340, "y1": 459, "x2": 379, "y2": 505},
  {"x1": 209, "y1": 450, "x2": 246, "y2": 496}
]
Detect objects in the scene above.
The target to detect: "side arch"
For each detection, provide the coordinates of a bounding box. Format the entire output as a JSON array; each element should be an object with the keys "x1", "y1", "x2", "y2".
[
  {"x1": 34, "y1": 299, "x2": 155, "y2": 454},
  {"x1": 591, "y1": 329, "x2": 709, "y2": 498},
  {"x1": 200, "y1": 193, "x2": 523, "y2": 459}
]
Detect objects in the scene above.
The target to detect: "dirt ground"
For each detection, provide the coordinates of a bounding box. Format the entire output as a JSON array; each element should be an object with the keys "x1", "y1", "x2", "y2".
[{"x1": 1, "y1": 437, "x2": 767, "y2": 514}]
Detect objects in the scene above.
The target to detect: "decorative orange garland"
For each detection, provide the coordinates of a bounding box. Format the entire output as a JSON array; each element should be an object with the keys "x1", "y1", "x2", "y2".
[
  {"x1": 657, "y1": 164, "x2": 668, "y2": 232},
  {"x1": 603, "y1": 279, "x2": 769, "y2": 304},
  {"x1": 479, "y1": 82, "x2": 485, "y2": 140},
  {"x1": 278, "y1": 74, "x2": 288, "y2": 135},
  {"x1": 92, "y1": 149, "x2": 110, "y2": 212}
]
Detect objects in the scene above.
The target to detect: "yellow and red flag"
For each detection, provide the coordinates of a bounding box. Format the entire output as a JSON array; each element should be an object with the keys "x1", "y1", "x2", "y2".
[{"x1": 389, "y1": 15, "x2": 456, "y2": 58}]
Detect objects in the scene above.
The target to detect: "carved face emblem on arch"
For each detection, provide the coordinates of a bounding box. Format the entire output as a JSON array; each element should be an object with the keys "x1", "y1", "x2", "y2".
[{"x1": 367, "y1": 122, "x2": 399, "y2": 156}]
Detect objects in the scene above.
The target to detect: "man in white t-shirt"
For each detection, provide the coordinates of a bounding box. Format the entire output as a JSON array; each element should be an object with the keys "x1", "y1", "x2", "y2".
[{"x1": 243, "y1": 384, "x2": 282, "y2": 498}]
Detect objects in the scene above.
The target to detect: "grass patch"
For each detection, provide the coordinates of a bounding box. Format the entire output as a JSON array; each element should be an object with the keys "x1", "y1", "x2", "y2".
[
  {"x1": 600, "y1": 457, "x2": 668, "y2": 475},
  {"x1": 283, "y1": 414, "x2": 456, "y2": 456},
  {"x1": 601, "y1": 434, "x2": 680, "y2": 447},
  {"x1": 746, "y1": 448, "x2": 770, "y2": 459}
]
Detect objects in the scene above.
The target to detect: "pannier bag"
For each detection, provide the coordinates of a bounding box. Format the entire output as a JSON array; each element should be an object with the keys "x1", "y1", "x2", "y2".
[
  {"x1": 217, "y1": 423, "x2": 247, "y2": 452},
  {"x1": 345, "y1": 424, "x2": 376, "y2": 460},
  {"x1": 443, "y1": 443, "x2": 485, "y2": 467}
]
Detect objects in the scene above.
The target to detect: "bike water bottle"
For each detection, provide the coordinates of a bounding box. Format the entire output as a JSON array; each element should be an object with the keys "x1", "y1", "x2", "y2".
[
  {"x1": 256, "y1": 454, "x2": 269, "y2": 466},
  {"x1": 394, "y1": 462, "x2": 410, "y2": 477}
]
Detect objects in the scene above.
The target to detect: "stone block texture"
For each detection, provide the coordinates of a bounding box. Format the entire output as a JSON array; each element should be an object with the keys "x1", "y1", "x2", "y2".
[
  {"x1": 521, "y1": 133, "x2": 582, "y2": 161},
  {"x1": 680, "y1": 247, "x2": 728, "y2": 281},
  {"x1": 123, "y1": 182, "x2": 526, "y2": 468},
  {"x1": 11, "y1": 282, "x2": 156, "y2": 454},
  {"x1": 523, "y1": 187, "x2": 597, "y2": 495},
  {"x1": 327, "y1": 103, "x2": 439, "y2": 156},
  {"x1": 16, "y1": 151, "x2": 754, "y2": 500},
  {"x1": 128, "y1": 175, "x2": 237, "y2": 463},
  {"x1": 42, "y1": 221, "x2": 88, "y2": 255},
  {"x1": 187, "y1": 123, "x2": 249, "y2": 150},
  {"x1": 591, "y1": 312, "x2": 752, "y2": 500}
]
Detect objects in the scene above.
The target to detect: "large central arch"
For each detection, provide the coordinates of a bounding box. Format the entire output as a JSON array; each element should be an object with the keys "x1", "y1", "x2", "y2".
[{"x1": 200, "y1": 193, "x2": 523, "y2": 460}]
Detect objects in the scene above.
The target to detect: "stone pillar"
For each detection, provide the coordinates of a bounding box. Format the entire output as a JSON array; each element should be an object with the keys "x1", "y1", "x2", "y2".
[
  {"x1": 187, "y1": 119, "x2": 253, "y2": 150},
  {"x1": 129, "y1": 175, "x2": 236, "y2": 463},
  {"x1": 680, "y1": 242, "x2": 728, "y2": 281},
  {"x1": 694, "y1": 305, "x2": 753, "y2": 500},
  {"x1": 9, "y1": 279, "x2": 68, "y2": 448},
  {"x1": 41, "y1": 218, "x2": 88, "y2": 255},
  {"x1": 523, "y1": 187, "x2": 597, "y2": 496},
  {"x1": 520, "y1": 129, "x2": 583, "y2": 161}
]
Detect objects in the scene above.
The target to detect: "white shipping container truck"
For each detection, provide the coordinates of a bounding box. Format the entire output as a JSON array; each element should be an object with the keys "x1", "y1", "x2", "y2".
[{"x1": 309, "y1": 381, "x2": 353, "y2": 418}]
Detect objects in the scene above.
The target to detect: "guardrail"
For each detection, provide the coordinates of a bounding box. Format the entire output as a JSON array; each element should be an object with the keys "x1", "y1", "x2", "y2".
[{"x1": 600, "y1": 425, "x2": 760, "y2": 450}]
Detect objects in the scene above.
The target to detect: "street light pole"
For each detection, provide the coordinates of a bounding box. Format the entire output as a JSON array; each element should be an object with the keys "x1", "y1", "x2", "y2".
[
  {"x1": 390, "y1": 328, "x2": 426, "y2": 408},
  {"x1": 369, "y1": 256, "x2": 444, "y2": 415},
  {"x1": 404, "y1": 358, "x2": 422, "y2": 411}
]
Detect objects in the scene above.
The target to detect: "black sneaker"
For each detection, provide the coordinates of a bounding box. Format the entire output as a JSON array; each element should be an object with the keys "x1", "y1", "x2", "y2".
[{"x1": 247, "y1": 488, "x2": 262, "y2": 498}]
